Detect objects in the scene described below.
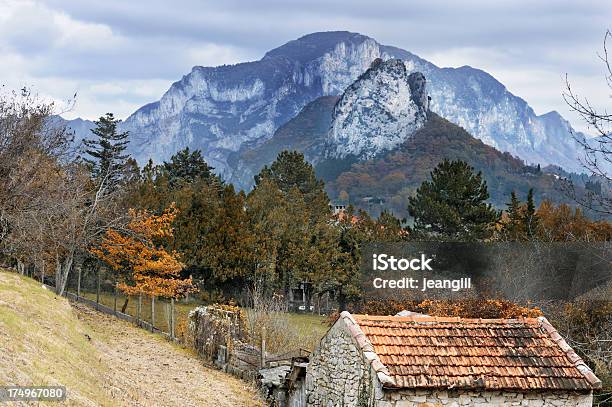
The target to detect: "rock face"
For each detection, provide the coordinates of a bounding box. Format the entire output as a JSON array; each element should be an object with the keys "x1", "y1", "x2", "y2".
[
  {"x1": 325, "y1": 59, "x2": 429, "y2": 159},
  {"x1": 121, "y1": 32, "x2": 393, "y2": 178},
  {"x1": 63, "y1": 31, "x2": 587, "y2": 187}
]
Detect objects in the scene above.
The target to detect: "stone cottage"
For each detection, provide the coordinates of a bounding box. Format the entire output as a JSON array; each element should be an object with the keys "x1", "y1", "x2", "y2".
[{"x1": 305, "y1": 312, "x2": 601, "y2": 406}]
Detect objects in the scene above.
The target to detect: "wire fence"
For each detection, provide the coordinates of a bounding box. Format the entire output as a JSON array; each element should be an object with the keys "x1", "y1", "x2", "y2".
[{"x1": 59, "y1": 264, "x2": 201, "y2": 340}]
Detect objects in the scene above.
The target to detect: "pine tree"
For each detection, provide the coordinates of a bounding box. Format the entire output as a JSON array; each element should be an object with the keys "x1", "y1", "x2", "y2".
[
  {"x1": 254, "y1": 150, "x2": 328, "y2": 216},
  {"x1": 503, "y1": 191, "x2": 525, "y2": 240},
  {"x1": 524, "y1": 188, "x2": 539, "y2": 238},
  {"x1": 162, "y1": 147, "x2": 217, "y2": 188},
  {"x1": 408, "y1": 160, "x2": 499, "y2": 241},
  {"x1": 83, "y1": 113, "x2": 129, "y2": 191}
]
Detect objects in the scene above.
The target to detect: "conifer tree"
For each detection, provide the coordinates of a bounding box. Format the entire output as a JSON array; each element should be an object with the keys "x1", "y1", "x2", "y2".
[
  {"x1": 83, "y1": 113, "x2": 129, "y2": 191},
  {"x1": 503, "y1": 191, "x2": 525, "y2": 240},
  {"x1": 525, "y1": 188, "x2": 539, "y2": 238},
  {"x1": 162, "y1": 147, "x2": 217, "y2": 188},
  {"x1": 408, "y1": 159, "x2": 499, "y2": 241},
  {"x1": 254, "y1": 150, "x2": 329, "y2": 216}
]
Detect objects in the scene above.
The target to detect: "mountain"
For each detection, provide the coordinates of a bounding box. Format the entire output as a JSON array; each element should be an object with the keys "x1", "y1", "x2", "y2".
[
  {"x1": 325, "y1": 59, "x2": 429, "y2": 159},
  {"x1": 63, "y1": 31, "x2": 585, "y2": 188},
  {"x1": 322, "y1": 113, "x2": 579, "y2": 217},
  {"x1": 230, "y1": 95, "x2": 340, "y2": 184}
]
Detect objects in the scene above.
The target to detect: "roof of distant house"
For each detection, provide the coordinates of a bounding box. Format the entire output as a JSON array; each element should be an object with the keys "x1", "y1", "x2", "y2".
[{"x1": 338, "y1": 312, "x2": 601, "y2": 391}]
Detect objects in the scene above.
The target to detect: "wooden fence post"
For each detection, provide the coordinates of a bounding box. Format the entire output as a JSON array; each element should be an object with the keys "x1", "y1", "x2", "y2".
[
  {"x1": 138, "y1": 293, "x2": 142, "y2": 326},
  {"x1": 76, "y1": 264, "x2": 81, "y2": 299},
  {"x1": 151, "y1": 295, "x2": 155, "y2": 332},
  {"x1": 96, "y1": 267, "x2": 101, "y2": 310},
  {"x1": 113, "y1": 283, "x2": 117, "y2": 314},
  {"x1": 170, "y1": 297, "x2": 175, "y2": 340},
  {"x1": 261, "y1": 326, "x2": 267, "y2": 368}
]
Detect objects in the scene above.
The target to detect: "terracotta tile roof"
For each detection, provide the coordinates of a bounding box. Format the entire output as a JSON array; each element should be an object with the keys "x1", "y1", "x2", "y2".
[{"x1": 339, "y1": 312, "x2": 601, "y2": 391}]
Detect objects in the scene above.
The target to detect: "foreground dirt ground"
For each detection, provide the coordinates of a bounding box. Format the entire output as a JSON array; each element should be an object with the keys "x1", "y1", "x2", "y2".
[{"x1": 73, "y1": 303, "x2": 262, "y2": 407}]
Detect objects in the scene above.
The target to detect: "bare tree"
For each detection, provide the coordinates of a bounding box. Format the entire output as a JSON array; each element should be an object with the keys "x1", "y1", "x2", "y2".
[
  {"x1": 564, "y1": 29, "x2": 612, "y2": 215},
  {"x1": 0, "y1": 87, "x2": 73, "y2": 244},
  {"x1": 0, "y1": 87, "x2": 129, "y2": 295}
]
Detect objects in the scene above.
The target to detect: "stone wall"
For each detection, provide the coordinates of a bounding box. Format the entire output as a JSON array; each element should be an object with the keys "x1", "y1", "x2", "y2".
[
  {"x1": 305, "y1": 319, "x2": 376, "y2": 406},
  {"x1": 304, "y1": 317, "x2": 594, "y2": 407},
  {"x1": 376, "y1": 388, "x2": 593, "y2": 407}
]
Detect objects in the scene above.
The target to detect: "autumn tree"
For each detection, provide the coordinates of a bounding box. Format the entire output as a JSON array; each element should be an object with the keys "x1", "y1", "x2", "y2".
[
  {"x1": 536, "y1": 200, "x2": 612, "y2": 241},
  {"x1": 408, "y1": 159, "x2": 499, "y2": 241},
  {"x1": 0, "y1": 88, "x2": 72, "y2": 248},
  {"x1": 91, "y1": 203, "x2": 196, "y2": 312}
]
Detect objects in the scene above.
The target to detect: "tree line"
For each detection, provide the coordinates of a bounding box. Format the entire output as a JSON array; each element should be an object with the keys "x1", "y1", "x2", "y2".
[{"x1": 1, "y1": 89, "x2": 610, "y2": 309}]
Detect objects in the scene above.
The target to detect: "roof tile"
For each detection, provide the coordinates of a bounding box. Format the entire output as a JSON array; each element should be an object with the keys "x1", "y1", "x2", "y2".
[{"x1": 348, "y1": 313, "x2": 600, "y2": 391}]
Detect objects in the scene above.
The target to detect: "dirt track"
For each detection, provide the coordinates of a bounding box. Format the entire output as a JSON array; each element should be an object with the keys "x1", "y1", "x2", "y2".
[{"x1": 73, "y1": 303, "x2": 262, "y2": 407}]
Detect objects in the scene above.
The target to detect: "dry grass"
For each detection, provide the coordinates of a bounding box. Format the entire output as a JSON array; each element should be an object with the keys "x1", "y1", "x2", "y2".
[
  {"x1": 244, "y1": 287, "x2": 328, "y2": 354},
  {"x1": 0, "y1": 270, "x2": 262, "y2": 407},
  {"x1": 0, "y1": 270, "x2": 114, "y2": 406},
  {"x1": 79, "y1": 289, "x2": 329, "y2": 353}
]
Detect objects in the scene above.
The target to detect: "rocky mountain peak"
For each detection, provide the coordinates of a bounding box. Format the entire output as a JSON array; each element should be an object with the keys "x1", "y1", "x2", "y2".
[{"x1": 325, "y1": 58, "x2": 429, "y2": 159}]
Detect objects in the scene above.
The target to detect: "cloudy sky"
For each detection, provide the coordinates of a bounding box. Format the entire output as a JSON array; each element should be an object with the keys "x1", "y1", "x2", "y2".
[{"x1": 1, "y1": 0, "x2": 610, "y2": 132}]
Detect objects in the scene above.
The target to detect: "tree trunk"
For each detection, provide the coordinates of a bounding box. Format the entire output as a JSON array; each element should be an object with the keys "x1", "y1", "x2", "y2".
[
  {"x1": 55, "y1": 252, "x2": 75, "y2": 296},
  {"x1": 304, "y1": 283, "x2": 313, "y2": 313},
  {"x1": 338, "y1": 290, "x2": 347, "y2": 312}
]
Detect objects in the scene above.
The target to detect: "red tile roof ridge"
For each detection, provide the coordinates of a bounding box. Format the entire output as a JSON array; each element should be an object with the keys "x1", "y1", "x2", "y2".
[
  {"x1": 352, "y1": 314, "x2": 541, "y2": 325},
  {"x1": 339, "y1": 311, "x2": 397, "y2": 387},
  {"x1": 537, "y1": 316, "x2": 602, "y2": 390}
]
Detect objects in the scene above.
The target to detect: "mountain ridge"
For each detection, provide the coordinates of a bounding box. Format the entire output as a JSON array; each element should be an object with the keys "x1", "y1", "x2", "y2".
[{"x1": 61, "y1": 31, "x2": 586, "y2": 188}]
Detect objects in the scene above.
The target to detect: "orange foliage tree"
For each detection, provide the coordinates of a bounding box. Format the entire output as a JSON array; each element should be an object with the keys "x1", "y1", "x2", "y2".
[{"x1": 91, "y1": 203, "x2": 196, "y2": 300}]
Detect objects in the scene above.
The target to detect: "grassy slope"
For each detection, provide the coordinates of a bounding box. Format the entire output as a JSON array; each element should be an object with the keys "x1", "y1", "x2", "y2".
[
  {"x1": 0, "y1": 270, "x2": 114, "y2": 406},
  {"x1": 0, "y1": 271, "x2": 263, "y2": 406}
]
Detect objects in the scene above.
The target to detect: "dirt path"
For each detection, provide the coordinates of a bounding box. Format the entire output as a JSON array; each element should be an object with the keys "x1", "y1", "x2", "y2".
[{"x1": 72, "y1": 303, "x2": 262, "y2": 407}]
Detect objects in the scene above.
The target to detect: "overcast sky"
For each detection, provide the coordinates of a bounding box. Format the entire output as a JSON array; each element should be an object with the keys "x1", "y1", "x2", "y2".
[{"x1": 1, "y1": 0, "x2": 610, "y2": 133}]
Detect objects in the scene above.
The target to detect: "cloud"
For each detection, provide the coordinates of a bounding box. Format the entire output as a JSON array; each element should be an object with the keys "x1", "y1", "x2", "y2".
[{"x1": 0, "y1": 0, "x2": 610, "y2": 133}]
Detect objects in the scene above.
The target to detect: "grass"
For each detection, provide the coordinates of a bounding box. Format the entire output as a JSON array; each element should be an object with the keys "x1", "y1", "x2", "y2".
[
  {"x1": 0, "y1": 270, "x2": 115, "y2": 406},
  {"x1": 77, "y1": 290, "x2": 196, "y2": 334},
  {"x1": 285, "y1": 312, "x2": 329, "y2": 349},
  {"x1": 75, "y1": 289, "x2": 330, "y2": 353}
]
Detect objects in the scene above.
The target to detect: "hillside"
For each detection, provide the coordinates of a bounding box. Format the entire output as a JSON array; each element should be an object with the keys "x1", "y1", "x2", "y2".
[
  {"x1": 231, "y1": 95, "x2": 339, "y2": 186},
  {"x1": 320, "y1": 113, "x2": 579, "y2": 217},
  {"x1": 0, "y1": 271, "x2": 262, "y2": 407}
]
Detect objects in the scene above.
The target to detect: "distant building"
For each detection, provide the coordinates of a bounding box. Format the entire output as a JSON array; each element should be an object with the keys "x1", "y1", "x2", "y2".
[
  {"x1": 306, "y1": 312, "x2": 601, "y2": 406},
  {"x1": 330, "y1": 203, "x2": 347, "y2": 215}
]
